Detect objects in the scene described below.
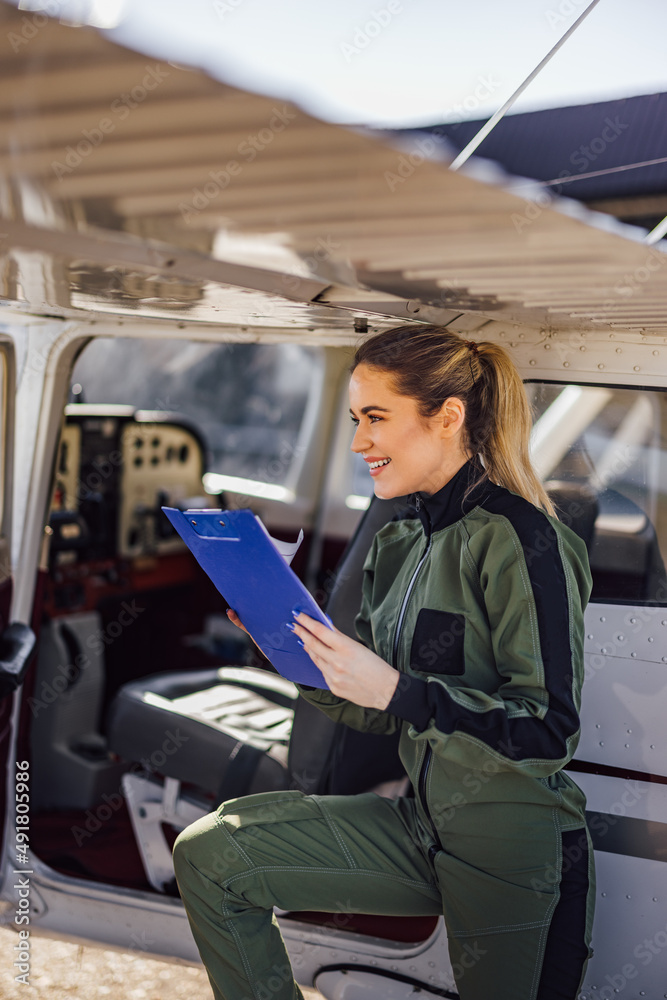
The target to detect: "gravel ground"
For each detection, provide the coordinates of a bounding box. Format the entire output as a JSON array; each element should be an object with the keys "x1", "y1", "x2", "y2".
[{"x1": 0, "y1": 925, "x2": 324, "y2": 1000}]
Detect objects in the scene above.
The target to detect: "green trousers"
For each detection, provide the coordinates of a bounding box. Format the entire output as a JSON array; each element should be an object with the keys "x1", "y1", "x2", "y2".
[{"x1": 172, "y1": 789, "x2": 592, "y2": 1000}]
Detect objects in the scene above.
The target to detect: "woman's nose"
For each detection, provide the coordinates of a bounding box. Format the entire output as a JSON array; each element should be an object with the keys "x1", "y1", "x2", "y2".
[{"x1": 350, "y1": 423, "x2": 370, "y2": 453}]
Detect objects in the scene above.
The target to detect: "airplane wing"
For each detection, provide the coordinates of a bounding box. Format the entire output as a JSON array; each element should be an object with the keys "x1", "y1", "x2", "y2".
[{"x1": 2, "y1": 0, "x2": 667, "y2": 361}]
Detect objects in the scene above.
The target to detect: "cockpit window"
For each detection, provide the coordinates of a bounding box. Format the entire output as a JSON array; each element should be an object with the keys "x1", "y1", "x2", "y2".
[
  {"x1": 527, "y1": 383, "x2": 667, "y2": 605},
  {"x1": 70, "y1": 337, "x2": 322, "y2": 490}
]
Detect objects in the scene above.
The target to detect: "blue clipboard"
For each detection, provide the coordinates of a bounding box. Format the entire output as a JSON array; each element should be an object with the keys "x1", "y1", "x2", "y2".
[{"x1": 161, "y1": 507, "x2": 330, "y2": 689}]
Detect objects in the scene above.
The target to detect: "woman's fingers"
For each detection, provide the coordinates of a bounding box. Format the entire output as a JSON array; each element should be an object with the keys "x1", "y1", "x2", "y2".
[
  {"x1": 292, "y1": 613, "x2": 346, "y2": 671},
  {"x1": 292, "y1": 618, "x2": 351, "y2": 668},
  {"x1": 292, "y1": 612, "x2": 399, "y2": 709},
  {"x1": 226, "y1": 608, "x2": 248, "y2": 633},
  {"x1": 292, "y1": 612, "x2": 342, "y2": 648}
]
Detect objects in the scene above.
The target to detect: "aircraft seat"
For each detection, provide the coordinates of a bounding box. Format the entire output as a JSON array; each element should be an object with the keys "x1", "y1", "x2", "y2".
[{"x1": 105, "y1": 496, "x2": 403, "y2": 890}]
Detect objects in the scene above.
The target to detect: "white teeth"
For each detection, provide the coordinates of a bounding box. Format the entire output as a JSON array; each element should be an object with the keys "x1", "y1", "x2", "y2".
[{"x1": 369, "y1": 458, "x2": 391, "y2": 469}]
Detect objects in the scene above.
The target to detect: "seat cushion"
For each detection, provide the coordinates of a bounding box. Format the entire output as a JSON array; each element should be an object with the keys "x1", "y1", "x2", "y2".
[{"x1": 107, "y1": 666, "x2": 298, "y2": 801}]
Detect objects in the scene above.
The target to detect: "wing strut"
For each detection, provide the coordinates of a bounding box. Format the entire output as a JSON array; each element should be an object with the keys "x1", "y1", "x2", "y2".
[{"x1": 450, "y1": 0, "x2": 605, "y2": 171}]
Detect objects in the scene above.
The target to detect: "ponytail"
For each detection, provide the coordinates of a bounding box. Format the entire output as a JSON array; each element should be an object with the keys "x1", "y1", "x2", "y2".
[
  {"x1": 352, "y1": 325, "x2": 556, "y2": 517},
  {"x1": 472, "y1": 341, "x2": 556, "y2": 516}
]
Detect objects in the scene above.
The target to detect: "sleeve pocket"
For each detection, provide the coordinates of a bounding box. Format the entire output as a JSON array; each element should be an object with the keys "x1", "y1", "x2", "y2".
[{"x1": 409, "y1": 608, "x2": 466, "y2": 675}]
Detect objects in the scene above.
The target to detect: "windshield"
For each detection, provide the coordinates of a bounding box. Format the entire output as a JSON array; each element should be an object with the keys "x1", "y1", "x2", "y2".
[{"x1": 70, "y1": 337, "x2": 322, "y2": 484}]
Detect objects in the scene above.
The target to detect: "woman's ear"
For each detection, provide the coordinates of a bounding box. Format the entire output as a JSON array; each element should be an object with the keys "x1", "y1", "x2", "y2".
[{"x1": 439, "y1": 397, "x2": 466, "y2": 437}]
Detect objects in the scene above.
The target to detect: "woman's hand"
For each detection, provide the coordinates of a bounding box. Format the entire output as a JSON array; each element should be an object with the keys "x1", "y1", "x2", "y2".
[{"x1": 292, "y1": 612, "x2": 400, "y2": 710}]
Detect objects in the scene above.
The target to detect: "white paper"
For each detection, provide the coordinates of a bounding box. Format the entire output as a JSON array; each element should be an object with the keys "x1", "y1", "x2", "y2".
[{"x1": 255, "y1": 515, "x2": 303, "y2": 566}]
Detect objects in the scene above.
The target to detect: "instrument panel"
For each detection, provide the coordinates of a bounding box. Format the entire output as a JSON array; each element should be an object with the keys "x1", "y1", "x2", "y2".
[
  {"x1": 49, "y1": 405, "x2": 208, "y2": 563},
  {"x1": 119, "y1": 417, "x2": 205, "y2": 557}
]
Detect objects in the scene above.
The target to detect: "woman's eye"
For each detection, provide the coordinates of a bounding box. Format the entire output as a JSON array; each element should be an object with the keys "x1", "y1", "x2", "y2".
[{"x1": 350, "y1": 414, "x2": 382, "y2": 425}]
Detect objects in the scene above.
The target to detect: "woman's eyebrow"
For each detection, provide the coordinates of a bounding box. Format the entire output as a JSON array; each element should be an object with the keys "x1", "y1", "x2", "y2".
[{"x1": 349, "y1": 405, "x2": 392, "y2": 416}]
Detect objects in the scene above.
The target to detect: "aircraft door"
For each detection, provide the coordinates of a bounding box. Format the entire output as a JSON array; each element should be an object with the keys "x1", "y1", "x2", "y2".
[{"x1": 0, "y1": 346, "x2": 36, "y2": 896}]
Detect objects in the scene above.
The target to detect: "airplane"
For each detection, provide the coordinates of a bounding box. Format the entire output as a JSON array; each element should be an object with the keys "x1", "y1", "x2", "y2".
[{"x1": 1, "y1": 3, "x2": 666, "y2": 997}]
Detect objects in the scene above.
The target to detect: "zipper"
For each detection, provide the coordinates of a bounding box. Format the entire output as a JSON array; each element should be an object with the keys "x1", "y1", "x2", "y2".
[
  {"x1": 419, "y1": 746, "x2": 440, "y2": 862},
  {"x1": 392, "y1": 533, "x2": 432, "y2": 665},
  {"x1": 392, "y1": 507, "x2": 442, "y2": 858}
]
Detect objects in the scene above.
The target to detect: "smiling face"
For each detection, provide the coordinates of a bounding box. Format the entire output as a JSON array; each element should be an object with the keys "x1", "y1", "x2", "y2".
[{"x1": 349, "y1": 364, "x2": 469, "y2": 499}]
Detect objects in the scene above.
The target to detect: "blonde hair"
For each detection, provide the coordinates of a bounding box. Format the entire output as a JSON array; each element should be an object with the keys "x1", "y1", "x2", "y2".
[{"x1": 352, "y1": 325, "x2": 556, "y2": 517}]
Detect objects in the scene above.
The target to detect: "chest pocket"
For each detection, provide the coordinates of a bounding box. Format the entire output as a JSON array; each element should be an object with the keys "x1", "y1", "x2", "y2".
[{"x1": 409, "y1": 608, "x2": 466, "y2": 675}]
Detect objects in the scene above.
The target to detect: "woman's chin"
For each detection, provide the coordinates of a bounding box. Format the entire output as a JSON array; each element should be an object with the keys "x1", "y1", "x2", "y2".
[{"x1": 373, "y1": 482, "x2": 400, "y2": 500}]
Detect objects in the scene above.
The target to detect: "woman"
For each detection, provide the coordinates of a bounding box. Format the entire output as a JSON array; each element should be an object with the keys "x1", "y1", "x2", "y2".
[{"x1": 173, "y1": 325, "x2": 595, "y2": 1000}]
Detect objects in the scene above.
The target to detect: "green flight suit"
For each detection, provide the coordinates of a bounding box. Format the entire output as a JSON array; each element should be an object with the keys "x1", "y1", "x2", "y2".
[{"x1": 174, "y1": 461, "x2": 595, "y2": 999}]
